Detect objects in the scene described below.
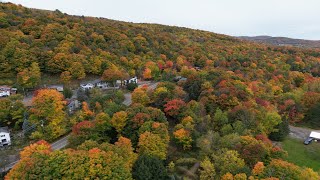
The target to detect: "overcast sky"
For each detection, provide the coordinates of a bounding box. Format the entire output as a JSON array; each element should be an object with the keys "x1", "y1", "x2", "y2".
[{"x1": 4, "y1": 0, "x2": 320, "y2": 40}]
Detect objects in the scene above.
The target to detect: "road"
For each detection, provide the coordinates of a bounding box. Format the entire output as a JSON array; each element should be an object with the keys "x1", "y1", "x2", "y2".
[{"x1": 2, "y1": 81, "x2": 158, "y2": 173}]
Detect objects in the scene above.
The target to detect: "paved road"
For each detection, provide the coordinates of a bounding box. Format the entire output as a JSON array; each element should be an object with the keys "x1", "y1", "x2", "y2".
[
  {"x1": 122, "y1": 93, "x2": 132, "y2": 106},
  {"x1": 51, "y1": 134, "x2": 71, "y2": 151}
]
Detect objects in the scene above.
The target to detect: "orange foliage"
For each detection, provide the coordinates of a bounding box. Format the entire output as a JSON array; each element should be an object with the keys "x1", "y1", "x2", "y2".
[{"x1": 143, "y1": 68, "x2": 152, "y2": 79}]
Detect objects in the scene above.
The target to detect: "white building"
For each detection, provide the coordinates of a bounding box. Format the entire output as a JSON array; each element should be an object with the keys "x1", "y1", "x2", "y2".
[
  {"x1": 0, "y1": 86, "x2": 11, "y2": 97},
  {"x1": 0, "y1": 127, "x2": 11, "y2": 147},
  {"x1": 96, "y1": 82, "x2": 109, "y2": 89},
  {"x1": 80, "y1": 83, "x2": 94, "y2": 90},
  {"x1": 47, "y1": 85, "x2": 64, "y2": 92},
  {"x1": 125, "y1": 77, "x2": 138, "y2": 85}
]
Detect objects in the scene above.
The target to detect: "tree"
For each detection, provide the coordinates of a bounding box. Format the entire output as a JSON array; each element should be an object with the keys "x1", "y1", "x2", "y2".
[
  {"x1": 173, "y1": 128, "x2": 193, "y2": 150},
  {"x1": 17, "y1": 62, "x2": 41, "y2": 92},
  {"x1": 269, "y1": 118, "x2": 289, "y2": 141},
  {"x1": 29, "y1": 89, "x2": 67, "y2": 140},
  {"x1": 132, "y1": 155, "x2": 168, "y2": 180},
  {"x1": 132, "y1": 87, "x2": 150, "y2": 105},
  {"x1": 259, "y1": 111, "x2": 282, "y2": 135},
  {"x1": 101, "y1": 65, "x2": 128, "y2": 87},
  {"x1": 6, "y1": 141, "x2": 133, "y2": 179},
  {"x1": 5, "y1": 140, "x2": 52, "y2": 179},
  {"x1": 164, "y1": 98, "x2": 186, "y2": 118},
  {"x1": 111, "y1": 111, "x2": 128, "y2": 133},
  {"x1": 260, "y1": 159, "x2": 319, "y2": 180},
  {"x1": 304, "y1": 102, "x2": 320, "y2": 127},
  {"x1": 114, "y1": 136, "x2": 138, "y2": 169},
  {"x1": 0, "y1": 94, "x2": 26, "y2": 129},
  {"x1": 138, "y1": 131, "x2": 168, "y2": 160},
  {"x1": 143, "y1": 68, "x2": 152, "y2": 80},
  {"x1": 60, "y1": 71, "x2": 72, "y2": 85},
  {"x1": 212, "y1": 150, "x2": 246, "y2": 176},
  {"x1": 213, "y1": 108, "x2": 228, "y2": 130},
  {"x1": 199, "y1": 157, "x2": 216, "y2": 180},
  {"x1": 69, "y1": 62, "x2": 86, "y2": 80}
]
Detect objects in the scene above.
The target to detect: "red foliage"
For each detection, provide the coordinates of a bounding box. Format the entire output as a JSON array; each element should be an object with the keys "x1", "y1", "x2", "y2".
[
  {"x1": 255, "y1": 134, "x2": 272, "y2": 147},
  {"x1": 165, "y1": 61, "x2": 174, "y2": 68},
  {"x1": 164, "y1": 99, "x2": 186, "y2": 117},
  {"x1": 255, "y1": 98, "x2": 271, "y2": 108},
  {"x1": 72, "y1": 121, "x2": 95, "y2": 135},
  {"x1": 132, "y1": 113, "x2": 150, "y2": 128}
]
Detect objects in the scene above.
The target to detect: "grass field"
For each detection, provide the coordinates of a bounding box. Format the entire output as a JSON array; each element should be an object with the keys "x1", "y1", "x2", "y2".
[{"x1": 282, "y1": 138, "x2": 320, "y2": 172}]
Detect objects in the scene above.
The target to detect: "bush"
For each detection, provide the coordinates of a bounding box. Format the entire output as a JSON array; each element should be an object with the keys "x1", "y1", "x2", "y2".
[
  {"x1": 63, "y1": 87, "x2": 73, "y2": 98},
  {"x1": 269, "y1": 118, "x2": 289, "y2": 141},
  {"x1": 127, "y1": 82, "x2": 138, "y2": 91}
]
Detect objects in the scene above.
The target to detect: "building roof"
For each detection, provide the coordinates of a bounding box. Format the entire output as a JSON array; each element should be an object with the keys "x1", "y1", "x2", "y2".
[
  {"x1": 310, "y1": 131, "x2": 320, "y2": 139},
  {"x1": 0, "y1": 126, "x2": 9, "y2": 133},
  {"x1": 0, "y1": 85, "x2": 11, "y2": 90}
]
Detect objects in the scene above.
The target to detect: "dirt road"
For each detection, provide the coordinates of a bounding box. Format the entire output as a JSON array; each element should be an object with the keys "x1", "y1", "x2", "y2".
[{"x1": 289, "y1": 125, "x2": 318, "y2": 140}]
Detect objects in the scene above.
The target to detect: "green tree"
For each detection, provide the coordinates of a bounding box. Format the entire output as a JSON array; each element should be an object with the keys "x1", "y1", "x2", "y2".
[
  {"x1": 269, "y1": 118, "x2": 290, "y2": 141},
  {"x1": 132, "y1": 155, "x2": 168, "y2": 180},
  {"x1": 199, "y1": 157, "x2": 216, "y2": 180},
  {"x1": 304, "y1": 102, "x2": 320, "y2": 127},
  {"x1": 213, "y1": 108, "x2": 228, "y2": 130},
  {"x1": 212, "y1": 149, "x2": 246, "y2": 176},
  {"x1": 138, "y1": 131, "x2": 168, "y2": 160},
  {"x1": 17, "y1": 62, "x2": 41, "y2": 92},
  {"x1": 0, "y1": 95, "x2": 26, "y2": 129},
  {"x1": 111, "y1": 111, "x2": 128, "y2": 133}
]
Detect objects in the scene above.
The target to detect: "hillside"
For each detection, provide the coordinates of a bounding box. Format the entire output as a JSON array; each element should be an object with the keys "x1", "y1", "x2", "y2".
[
  {"x1": 239, "y1": 36, "x2": 320, "y2": 49},
  {"x1": 1, "y1": 2, "x2": 320, "y2": 81}
]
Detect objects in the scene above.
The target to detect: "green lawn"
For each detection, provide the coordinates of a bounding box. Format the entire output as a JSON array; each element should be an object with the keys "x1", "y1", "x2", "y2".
[{"x1": 282, "y1": 138, "x2": 320, "y2": 172}]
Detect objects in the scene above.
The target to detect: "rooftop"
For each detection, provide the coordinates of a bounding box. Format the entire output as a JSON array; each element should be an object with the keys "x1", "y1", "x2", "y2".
[{"x1": 0, "y1": 126, "x2": 9, "y2": 133}]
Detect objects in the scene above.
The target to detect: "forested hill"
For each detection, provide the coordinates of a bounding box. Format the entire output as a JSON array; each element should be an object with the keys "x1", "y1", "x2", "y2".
[
  {"x1": 0, "y1": 2, "x2": 320, "y2": 80},
  {"x1": 239, "y1": 36, "x2": 320, "y2": 49}
]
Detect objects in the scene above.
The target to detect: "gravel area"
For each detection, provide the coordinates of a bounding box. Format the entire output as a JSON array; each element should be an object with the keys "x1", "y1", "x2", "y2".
[{"x1": 289, "y1": 125, "x2": 319, "y2": 140}]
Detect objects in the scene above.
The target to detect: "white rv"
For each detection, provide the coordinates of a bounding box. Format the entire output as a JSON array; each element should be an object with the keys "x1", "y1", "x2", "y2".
[{"x1": 0, "y1": 127, "x2": 11, "y2": 147}]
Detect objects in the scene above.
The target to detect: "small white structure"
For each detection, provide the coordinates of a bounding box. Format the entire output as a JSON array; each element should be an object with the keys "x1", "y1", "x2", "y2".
[
  {"x1": 0, "y1": 127, "x2": 11, "y2": 147},
  {"x1": 310, "y1": 131, "x2": 320, "y2": 140},
  {"x1": 48, "y1": 85, "x2": 64, "y2": 92},
  {"x1": 96, "y1": 82, "x2": 109, "y2": 89},
  {"x1": 0, "y1": 86, "x2": 11, "y2": 97},
  {"x1": 80, "y1": 83, "x2": 94, "y2": 90},
  {"x1": 125, "y1": 77, "x2": 138, "y2": 85}
]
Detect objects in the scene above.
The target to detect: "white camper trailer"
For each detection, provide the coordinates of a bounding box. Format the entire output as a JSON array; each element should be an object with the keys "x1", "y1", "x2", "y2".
[{"x1": 0, "y1": 127, "x2": 11, "y2": 147}]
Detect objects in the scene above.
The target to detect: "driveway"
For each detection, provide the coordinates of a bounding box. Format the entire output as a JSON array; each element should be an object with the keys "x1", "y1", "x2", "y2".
[{"x1": 289, "y1": 125, "x2": 316, "y2": 140}]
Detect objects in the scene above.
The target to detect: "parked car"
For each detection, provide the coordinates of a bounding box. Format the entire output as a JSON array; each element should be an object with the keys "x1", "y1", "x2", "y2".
[{"x1": 304, "y1": 137, "x2": 314, "y2": 145}]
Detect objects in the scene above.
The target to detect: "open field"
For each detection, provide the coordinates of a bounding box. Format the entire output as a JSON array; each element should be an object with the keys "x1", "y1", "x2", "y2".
[{"x1": 282, "y1": 137, "x2": 320, "y2": 172}]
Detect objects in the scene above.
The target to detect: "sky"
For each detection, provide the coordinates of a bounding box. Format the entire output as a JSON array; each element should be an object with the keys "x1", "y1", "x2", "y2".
[{"x1": 4, "y1": 0, "x2": 320, "y2": 40}]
